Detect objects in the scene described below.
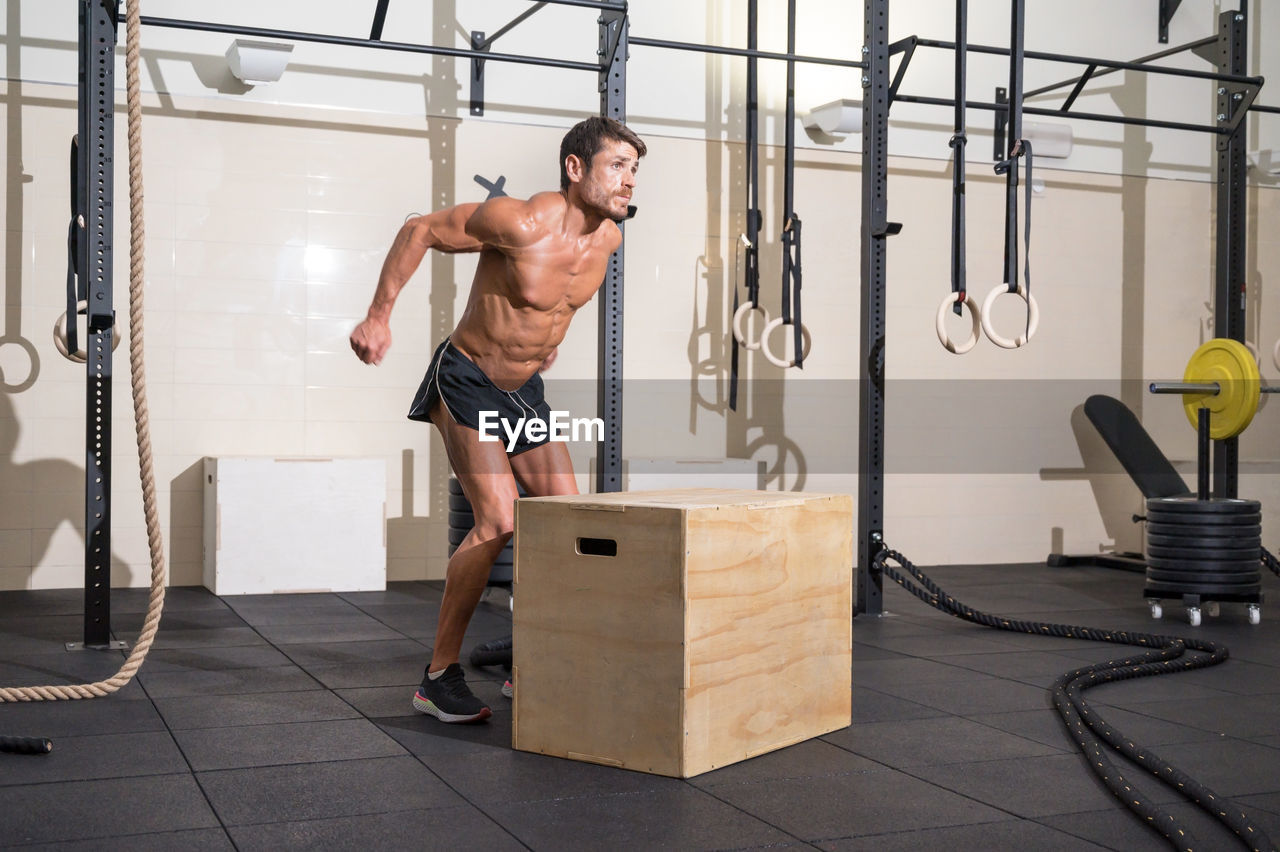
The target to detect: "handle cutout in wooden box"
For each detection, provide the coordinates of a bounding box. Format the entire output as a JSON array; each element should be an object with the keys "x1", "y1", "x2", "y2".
[{"x1": 577, "y1": 537, "x2": 618, "y2": 557}]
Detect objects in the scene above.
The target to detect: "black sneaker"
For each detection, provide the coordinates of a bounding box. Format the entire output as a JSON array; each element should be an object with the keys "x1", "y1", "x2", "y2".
[{"x1": 413, "y1": 663, "x2": 492, "y2": 723}]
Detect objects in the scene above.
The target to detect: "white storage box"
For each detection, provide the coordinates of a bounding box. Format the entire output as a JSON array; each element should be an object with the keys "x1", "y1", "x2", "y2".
[{"x1": 203, "y1": 457, "x2": 386, "y2": 595}]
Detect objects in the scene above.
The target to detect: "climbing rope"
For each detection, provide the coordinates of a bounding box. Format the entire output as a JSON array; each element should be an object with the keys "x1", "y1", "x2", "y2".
[
  {"x1": 872, "y1": 546, "x2": 1276, "y2": 852},
  {"x1": 1, "y1": 0, "x2": 166, "y2": 705}
]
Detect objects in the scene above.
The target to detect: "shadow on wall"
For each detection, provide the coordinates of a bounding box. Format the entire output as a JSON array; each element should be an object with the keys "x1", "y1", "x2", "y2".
[
  {"x1": 699, "y1": 4, "x2": 808, "y2": 491},
  {"x1": 3, "y1": 1, "x2": 41, "y2": 396},
  {"x1": 0, "y1": 392, "x2": 131, "y2": 590},
  {"x1": 1041, "y1": 401, "x2": 1144, "y2": 557}
]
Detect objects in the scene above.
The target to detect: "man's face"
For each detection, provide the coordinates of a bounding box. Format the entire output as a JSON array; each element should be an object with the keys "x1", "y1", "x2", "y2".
[{"x1": 574, "y1": 138, "x2": 639, "y2": 223}]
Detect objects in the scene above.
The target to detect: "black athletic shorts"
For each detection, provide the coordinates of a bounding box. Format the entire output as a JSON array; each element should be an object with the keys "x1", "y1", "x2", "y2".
[{"x1": 407, "y1": 338, "x2": 553, "y2": 456}]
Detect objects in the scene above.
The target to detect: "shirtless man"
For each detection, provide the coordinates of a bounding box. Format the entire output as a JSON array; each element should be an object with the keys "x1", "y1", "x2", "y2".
[{"x1": 350, "y1": 116, "x2": 645, "y2": 723}]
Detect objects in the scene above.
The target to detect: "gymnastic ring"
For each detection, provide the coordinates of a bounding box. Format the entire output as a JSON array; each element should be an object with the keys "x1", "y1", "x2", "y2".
[
  {"x1": 935, "y1": 291, "x2": 981, "y2": 355},
  {"x1": 0, "y1": 335, "x2": 40, "y2": 392},
  {"x1": 980, "y1": 284, "x2": 1040, "y2": 350},
  {"x1": 1244, "y1": 339, "x2": 1261, "y2": 368},
  {"x1": 732, "y1": 301, "x2": 770, "y2": 351},
  {"x1": 760, "y1": 317, "x2": 812, "y2": 369},
  {"x1": 53, "y1": 300, "x2": 122, "y2": 364}
]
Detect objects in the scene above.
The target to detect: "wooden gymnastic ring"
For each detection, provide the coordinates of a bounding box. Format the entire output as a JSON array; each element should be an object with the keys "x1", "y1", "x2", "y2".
[
  {"x1": 935, "y1": 291, "x2": 980, "y2": 355},
  {"x1": 760, "y1": 317, "x2": 812, "y2": 369},
  {"x1": 53, "y1": 300, "x2": 121, "y2": 364},
  {"x1": 980, "y1": 284, "x2": 1040, "y2": 349},
  {"x1": 733, "y1": 302, "x2": 770, "y2": 351}
]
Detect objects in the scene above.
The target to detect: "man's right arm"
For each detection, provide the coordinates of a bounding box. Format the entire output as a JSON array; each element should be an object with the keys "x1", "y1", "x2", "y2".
[{"x1": 350, "y1": 203, "x2": 481, "y2": 365}]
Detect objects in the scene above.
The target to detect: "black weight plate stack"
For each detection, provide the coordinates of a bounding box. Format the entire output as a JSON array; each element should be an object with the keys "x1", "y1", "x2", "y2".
[
  {"x1": 447, "y1": 477, "x2": 520, "y2": 584},
  {"x1": 1145, "y1": 497, "x2": 1262, "y2": 598}
]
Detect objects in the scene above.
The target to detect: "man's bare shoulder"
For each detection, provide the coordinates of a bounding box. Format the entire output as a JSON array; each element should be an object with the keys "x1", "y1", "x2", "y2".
[{"x1": 467, "y1": 192, "x2": 564, "y2": 248}]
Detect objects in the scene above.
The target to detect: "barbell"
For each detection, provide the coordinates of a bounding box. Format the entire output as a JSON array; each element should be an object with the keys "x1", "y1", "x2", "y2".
[{"x1": 1149, "y1": 338, "x2": 1278, "y2": 439}]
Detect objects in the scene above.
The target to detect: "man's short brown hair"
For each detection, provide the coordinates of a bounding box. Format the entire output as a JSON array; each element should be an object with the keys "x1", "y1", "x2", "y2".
[{"x1": 559, "y1": 116, "x2": 647, "y2": 191}]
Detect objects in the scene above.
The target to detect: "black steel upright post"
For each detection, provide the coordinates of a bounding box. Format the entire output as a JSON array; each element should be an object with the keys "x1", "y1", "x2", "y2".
[
  {"x1": 857, "y1": 0, "x2": 890, "y2": 616},
  {"x1": 76, "y1": 0, "x2": 118, "y2": 648},
  {"x1": 1213, "y1": 9, "x2": 1247, "y2": 499},
  {"x1": 595, "y1": 1, "x2": 627, "y2": 494}
]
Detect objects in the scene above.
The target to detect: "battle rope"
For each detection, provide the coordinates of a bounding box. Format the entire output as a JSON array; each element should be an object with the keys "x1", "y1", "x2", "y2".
[
  {"x1": 1, "y1": 0, "x2": 166, "y2": 708},
  {"x1": 872, "y1": 545, "x2": 1277, "y2": 852}
]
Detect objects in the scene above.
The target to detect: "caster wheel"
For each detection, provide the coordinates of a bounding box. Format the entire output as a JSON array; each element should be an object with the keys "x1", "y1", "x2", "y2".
[
  {"x1": 1248, "y1": 605, "x2": 1261, "y2": 626},
  {"x1": 1148, "y1": 602, "x2": 1163, "y2": 620},
  {"x1": 1188, "y1": 607, "x2": 1202, "y2": 627},
  {"x1": 1206, "y1": 601, "x2": 1220, "y2": 618}
]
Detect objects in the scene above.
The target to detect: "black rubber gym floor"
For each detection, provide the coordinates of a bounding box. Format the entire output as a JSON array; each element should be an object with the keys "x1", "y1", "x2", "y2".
[{"x1": 2, "y1": 562, "x2": 1279, "y2": 850}]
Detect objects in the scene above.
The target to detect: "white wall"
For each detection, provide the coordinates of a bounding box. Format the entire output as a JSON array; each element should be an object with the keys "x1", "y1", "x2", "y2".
[
  {"x1": 6, "y1": 2, "x2": 1280, "y2": 178},
  {"x1": 1, "y1": 2, "x2": 1278, "y2": 589}
]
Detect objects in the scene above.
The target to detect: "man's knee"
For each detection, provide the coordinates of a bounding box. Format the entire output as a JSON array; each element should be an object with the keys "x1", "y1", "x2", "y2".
[{"x1": 469, "y1": 514, "x2": 514, "y2": 545}]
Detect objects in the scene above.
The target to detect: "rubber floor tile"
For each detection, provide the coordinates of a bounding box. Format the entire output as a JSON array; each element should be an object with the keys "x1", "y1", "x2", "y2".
[
  {"x1": 0, "y1": 687, "x2": 166, "y2": 737},
  {"x1": 137, "y1": 663, "x2": 321, "y2": 698},
  {"x1": 837, "y1": 715, "x2": 1066, "y2": 768},
  {"x1": 0, "y1": 774, "x2": 219, "y2": 845},
  {"x1": 11, "y1": 827, "x2": 235, "y2": 852},
  {"x1": 227, "y1": 805, "x2": 525, "y2": 852},
  {"x1": 424, "y1": 746, "x2": 683, "y2": 806},
  {"x1": 0, "y1": 730, "x2": 187, "y2": 786},
  {"x1": 153, "y1": 688, "x2": 360, "y2": 730},
  {"x1": 690, "y1": 738, "x2": 881, "y2": 787},
  {"x1": 704, "y1": 766, "x2": 1007, "y2": 841},
  {"x1": 494, "y1": 786, "x2": 798, "y2": 850},
  {"x1": 197, "y1": 756, "x2": 466, "y2": 826},
  {"x1": 910, "y1": 753, "x2": 1183, "y2": 818},
  {"x1": 174, "y1": 717, "x2": 406, "y2": 771},
  {"x1": 815, "y1": 817, "x2": 1111, "y2": 851}
]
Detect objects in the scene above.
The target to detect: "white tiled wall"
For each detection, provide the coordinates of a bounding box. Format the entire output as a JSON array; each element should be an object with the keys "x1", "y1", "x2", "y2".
[{"x1": 1, "y1": 75, "x2": 1278, "y2": 590}]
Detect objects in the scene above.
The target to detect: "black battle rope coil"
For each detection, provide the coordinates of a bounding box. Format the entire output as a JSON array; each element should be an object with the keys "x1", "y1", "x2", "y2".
[
  {"x1": 0, "y1": 736, "x2": 53, "y2": 755},
  {"x1": 872, "y1": 546, "x2": 1277, "y2": 852},
  {"x1": 949, "y1": 0, "x2": 967, "y2": 316}
]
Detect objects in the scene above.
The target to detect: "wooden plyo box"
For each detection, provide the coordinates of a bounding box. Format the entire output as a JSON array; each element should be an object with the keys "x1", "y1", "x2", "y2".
[{"x1": 512, "y1": 488, "x2": 853, "y2": 778}]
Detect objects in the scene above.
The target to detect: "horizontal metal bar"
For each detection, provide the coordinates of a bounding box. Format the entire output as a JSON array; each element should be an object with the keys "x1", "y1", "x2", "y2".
[
  {"x1": 369, "y1": 0, "x2": 390, "y2": 41},
  {"x1": 1025, "y1": 35, "x2": 1216, "y2": 99},
  {"x1": 1150, "y1": 381, "x2": 1219, "y2": 394},
  {"x1": 477, "y1": 3, "x2": 548, "y2": 52},
  {"x1": 139, "y1": 16, "x2": 601, "y2": 72},
  {"x1": 1253, "y1": 104, "x2": 1280, "y2": 115},
  {"x1": 1150, "y1": 382, "x2": 1280, "y2": 394},
  {"x1": 532, "y1": 0, "x2": 625, "y2": 8},
  {"x1": 892, "y1": 93, "x2": 1226, "y2": 135},
  {"x1": 628, "y1": 35, "x2": 865, "y2": 70},
  {"x1": 916, "y1": 37, "x2": 1262, "y2": 89}
]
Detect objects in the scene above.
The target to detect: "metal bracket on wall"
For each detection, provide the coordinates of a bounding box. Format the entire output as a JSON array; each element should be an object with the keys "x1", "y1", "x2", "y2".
[
  {"x1": 470, "y1": 30, "x2": 487, "y2": 116},
  {"x1": 993, "y1": 86, "x2": 1008, "y2": 160},
  {"x1": 1159, "y1": 0, "x2": 1184, "y2": 44}
]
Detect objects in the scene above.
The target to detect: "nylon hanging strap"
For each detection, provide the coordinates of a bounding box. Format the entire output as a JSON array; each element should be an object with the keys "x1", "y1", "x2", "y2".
[
  {"x1": 949, "y1": 0, "x2": 967, "y2": 315},
  {"x1": 783, "y1": 217, "x2": 803, "y2": 367},
  {"x1": 730, "y1": 0, "x2": 762, "y2": 411},
  {"x1": 66, "y1": 136, "x2": 82, "y2": 355},
  {"x1": 993, "y1": 0, "x2": 1032, "y2": 337},
  {"x1": 781, "y1": 0, "x2": 804, "y2": 368}
]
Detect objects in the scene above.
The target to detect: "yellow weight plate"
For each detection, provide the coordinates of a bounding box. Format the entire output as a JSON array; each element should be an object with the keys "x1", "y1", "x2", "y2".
[{"x1": 1183, "y1": 338, "x2": 1261, "y2": 439}]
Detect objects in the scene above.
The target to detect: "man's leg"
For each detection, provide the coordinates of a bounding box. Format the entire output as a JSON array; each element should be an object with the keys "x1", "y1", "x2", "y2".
[
  {"x1": 509, "y1": 439, "x2": 578, "y2": 498},
  {"x1": 412, "y1": 400, "x2": 516, "y2": 723},
  {"x1": 429, "y1": 400, "x2": 519, "y2": 672}
]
